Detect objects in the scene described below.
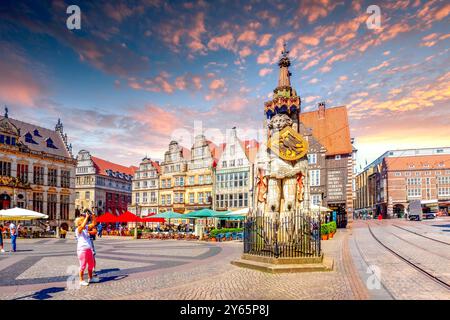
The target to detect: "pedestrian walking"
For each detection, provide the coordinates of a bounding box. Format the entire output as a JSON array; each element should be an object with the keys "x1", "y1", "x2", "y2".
[
  {"x1": 9, "y1": 222, "x2": 17, "y2": 252},
  {"x1": 75, "y1": 213, "x2": 99, "y2": 286},
  {"x1": 97, "y1": 223, "x2": 103, "y2": 238},
  {"x1": 0, "y1": 224, "x2": 4, "y2": 253}
]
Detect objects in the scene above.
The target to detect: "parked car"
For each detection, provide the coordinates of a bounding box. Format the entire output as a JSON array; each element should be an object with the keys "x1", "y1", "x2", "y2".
[{"x1": 422, "y1": 212, "x2": 436, "y2": 219}]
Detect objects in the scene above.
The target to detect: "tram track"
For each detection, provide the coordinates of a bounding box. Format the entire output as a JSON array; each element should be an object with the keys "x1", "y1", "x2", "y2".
[
  {"x1": 391, "y1": 224, "x2": 450, "y2": 246},
  {"x1": 372, "y1": 222, "x2": 450, "y2": 261},
  {"x1": 366, "y1": 223, "x2": 450, "y2": 291}
]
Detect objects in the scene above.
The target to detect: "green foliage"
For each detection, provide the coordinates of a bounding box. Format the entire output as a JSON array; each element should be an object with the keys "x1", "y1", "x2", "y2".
[
  {"x1": 321, "y1": 222, "x2": 337, "y2": 235},
  {"x1": 209, "y1": 228, "x2": 243, "y2": 238},
  {"x1": 320, "y1": 224, "x2": 330, "y2": 235},
  {"x1": 328, "y1": 221, "x2": 337, "y2": 233}
]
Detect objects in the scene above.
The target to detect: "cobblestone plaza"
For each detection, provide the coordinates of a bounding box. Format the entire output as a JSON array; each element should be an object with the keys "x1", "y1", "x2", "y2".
[{"x1": 0, "y1": 217, "x2": 449, "y2": 300}]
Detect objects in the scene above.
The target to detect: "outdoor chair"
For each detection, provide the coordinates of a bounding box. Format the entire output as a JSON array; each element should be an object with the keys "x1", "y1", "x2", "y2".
[
  {"x1": 237, "y1": 232, "x2": 244, "y2": 241},
  {"x1": 225, "y1": 232, "x2": 232, "y2": 241},
  {"x1": 216, "y1": 233, "x2": 223, "y2": 242},
  {"x1": 232, "y1": 232, "x2": 237, "y2": 240}
]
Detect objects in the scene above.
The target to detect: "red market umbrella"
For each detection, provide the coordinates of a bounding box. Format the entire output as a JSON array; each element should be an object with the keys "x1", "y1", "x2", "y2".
[
  {"x1": 115, "y1": 211, "x2": 144, "y2": 223},
  {"x1": 141, "y1": 217, "x2": 165, "y2": 223},
  {"x1": 96, "y1": 212, "x2": 118, "y2": 223}
]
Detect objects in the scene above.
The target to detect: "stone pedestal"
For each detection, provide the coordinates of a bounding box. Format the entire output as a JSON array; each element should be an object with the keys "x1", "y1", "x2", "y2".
[{"x1": 231, "y1": 253, "x2": 333, "y2": 273}]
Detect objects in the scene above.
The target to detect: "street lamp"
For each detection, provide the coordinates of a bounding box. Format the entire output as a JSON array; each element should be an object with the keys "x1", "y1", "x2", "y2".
[{"x1": 134, "y1": 203, "x2": 139, "y2": 240}]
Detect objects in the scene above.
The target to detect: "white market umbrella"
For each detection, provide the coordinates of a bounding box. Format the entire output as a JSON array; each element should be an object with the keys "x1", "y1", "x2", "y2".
[
  {"x1": 228, "y1": 208, "x2": 249, "y2": 216},
  {"x1": 310, "y1": 205, "x2": 332, "y2": 212},
  {"x1": 0, "y1": 208, "x2": 48, "y2": 220}
]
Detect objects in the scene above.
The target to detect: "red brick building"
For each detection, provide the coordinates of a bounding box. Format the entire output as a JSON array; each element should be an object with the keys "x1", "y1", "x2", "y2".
[{"x1": 356, "y1": 148, "x2": 450, "y2": 218}]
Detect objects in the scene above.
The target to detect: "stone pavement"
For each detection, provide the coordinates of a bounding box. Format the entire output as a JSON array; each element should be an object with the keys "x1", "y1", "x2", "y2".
[
  {"x1": 0, "y1": 231, "x2": 363, "y2": 300},
  {"x1": 348, "y1": 218, "x2": 450, "y2": 300},
  {"x1": 1, "y1": 218, "x2": 448, "y2": 300}
]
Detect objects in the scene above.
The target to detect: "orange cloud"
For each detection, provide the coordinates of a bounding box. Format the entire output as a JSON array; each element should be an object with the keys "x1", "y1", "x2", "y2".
[
  {"x1": 134, "y1": 105, "x2": 183, "y2": 136},
  {"x1": 258, "y1": 34, "x2": 272, "y2": 47},
  {"x1": 207, "y1": 33, "x2": 235, "y2": 51},
  {"x1": 259, "y1": 68, "x2": 273, "y2": 77},
  {"x1": 368, "y1": 61, "x2": 390, "y2": 73},
  {"x1": 209, "y1": 78, "x2": 225, "y2": 90}
]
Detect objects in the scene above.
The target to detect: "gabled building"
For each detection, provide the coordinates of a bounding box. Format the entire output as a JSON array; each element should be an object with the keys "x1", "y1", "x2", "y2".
[
  {"x1": 300, "y1": 102, "x2": 356, "y2": 227},
  {"x1": 130, "y1": 156, "x2": 160, "y2": 216},
  {"x1": 75, "y1": 150, "x2": 136, "y2": 215},
  {"x1": 0, "y1": 110, "x2": 76, "y2": 230},
  {"x1": 214, "y1": 127, "x2": 259, "y2": 211},
  {"x1": 159, "y1": 140, "x2": 191, "y2": 213},
  {"x1": 185, "y1": 134, "x2": 217, "y2": 212}
]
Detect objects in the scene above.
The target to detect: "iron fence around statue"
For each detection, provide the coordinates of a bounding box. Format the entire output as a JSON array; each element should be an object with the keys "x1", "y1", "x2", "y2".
[{"x1": 243, "y1": 210, "x2": 321, "y2": 258}]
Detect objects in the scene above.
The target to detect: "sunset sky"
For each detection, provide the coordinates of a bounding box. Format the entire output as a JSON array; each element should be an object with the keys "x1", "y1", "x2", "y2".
[{"x1": 1, "y1": 0, "x2": 449, "y2": 170}]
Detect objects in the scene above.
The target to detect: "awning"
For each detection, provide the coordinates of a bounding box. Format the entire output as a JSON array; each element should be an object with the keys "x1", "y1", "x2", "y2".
[
  {"x1": 96, "y1": 212, "x2": 118, "y2": 223},
  {"x1": 0, "y1": 208, "x2": 48, "y2": 220},
  {"x1": 114, "y1": 211, "x2": 144, "y2": 223}
]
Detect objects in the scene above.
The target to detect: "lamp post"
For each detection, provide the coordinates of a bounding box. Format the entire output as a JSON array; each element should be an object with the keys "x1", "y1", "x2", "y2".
[{"x1": 134, "y1": 203, "x2": 139, "y2": 240}]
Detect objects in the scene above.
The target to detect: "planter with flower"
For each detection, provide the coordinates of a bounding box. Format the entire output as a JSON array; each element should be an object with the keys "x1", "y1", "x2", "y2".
[{"x1": 321, "y1": 223, "x2": 330, "y2": 240}]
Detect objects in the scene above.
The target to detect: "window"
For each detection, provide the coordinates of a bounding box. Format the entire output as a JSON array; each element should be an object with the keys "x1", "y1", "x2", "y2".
[
  {"x1": 60, "y1": 195, "x2": 70, "y2": 220},
  {"x1": 16, "y1": 164, "x2": 28, "y2": 183},
  {"x1": 189, "y1": 193, "x2": 195, "y2": 204},
  {"x1": 135, "y1": 193, "x2": 140, "y2": 204},
  {"x1": 238, "y1": 159, "x2": 244, "y2": 166},
  {"x1": 33, "y1": 166, "x2": 44, "y2": 185},
  {"x1": 150, "y1": 192, "x2": 156, "y2": 203},
  {"x1": 311, "y1": 194, "x2": 322, "y2": 206},
  {"x1": 229, "y1": 160, "x2": 235, "y2": 167},
  {"x1": 47, "y1": 194, "x2": 57, "y2": 220},
  {"x1": 161, "y1": 195, "x2": 166, "y2": 205},
  {"x1": 425, "y1": 171, "x2": 431, "y2": 176},
  {"x1": 32, "y1": 192, "x2": 44, "y2": 213},
  {"x1": 61, "y1": 170, "x2": 70, "y2": 188},
  {"x1": 76, "y1": 192, "x2": 79, "y2": 199},
  {"x1": 25, "y1": 132, "x2": 36, "y2": 144},
  {"x1": 206, "y1": 175, "x2": 211, "y2": 184},
  {"x1": 33, "y1": 129, "x2": 41, "y2": 137},
  {"x1": 415, "y1": 172, "x2": 421, "y2": 176},
  {"x1": 222, "y1": 161, "x2": 227, "y2": 168},
  {"x1": 206, "y1": 192, "x2": 211, "y2": 204},
  {"x1": 394, "y1": 172, "x2": 401, "y2": 177},
  {"x1": 143, "y1": 192, "x2": 147, "y2": 203},
  {"x1": 46, "y1": 138, "x2": 57, "y2": 149},
  {"x1": 166, "y1": 194, "x2": 171, "y2": 205},
  {"x1": 407, "y1": 178, "x2": 421, "y2": 185},
  {"x1": 198, "y1": 175, "x2": 204, "y2": 185},
  {"x1": 405, "y1": 172, "x2": 411, "y2": 176},
  {"x1": 198, "y1": 192, "x2": 204, "y2": 204},
  {"x1": 438, "y1": 176, "x2": 450, "y2": 184},
  {"x1": 188, "y1": 176, "x2": 195, "y2": 185},
  {"x1": 48, "y1": 168, "x2": 57, "y2": 187},
  {"x1": 0, "y1": 161, "x2": 11, "y2": 177},
  {"x1": 85, "y1": 191, "x2": 90, "y2": 200},
  {"x1": 310, "y1": 170, "x2": 320, "y2": 186},
  {"x1": 407, "y1": 188, "x2": 421, "y2": 198},
  {"x1": 335, "y1": 155, "x2": 341, "y2": 160},
  {"x1": 436, "y1": 149, "x2": 444, "y2": 153},
  {"x1": 438, "y1": 187, "x2": 450, "y2": 196},
  {"x1": 175, "y1": 192, "x2": 184, "y2": 203},
  {"x1": 308, "y1": 154, "x2": 317, "y2": 165}
]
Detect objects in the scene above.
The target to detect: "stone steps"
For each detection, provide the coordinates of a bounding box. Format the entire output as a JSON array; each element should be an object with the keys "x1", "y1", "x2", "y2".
[{"x1": 231, "y1": 255, "x2": 334, "y2": 273}]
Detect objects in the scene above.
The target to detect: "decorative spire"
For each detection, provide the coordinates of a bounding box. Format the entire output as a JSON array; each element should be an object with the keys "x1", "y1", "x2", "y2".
[
  {"x1": 55, "y1": 118, "x2": 63, "y2": 132},
  {"x1": 4, "y1": 106, "x2": 8, "y2": 118},
  {"x1": 277, "y1": 42, "x2": 292, "y2": 88}
]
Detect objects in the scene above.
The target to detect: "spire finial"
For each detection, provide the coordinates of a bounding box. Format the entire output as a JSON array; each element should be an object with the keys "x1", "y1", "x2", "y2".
[
  {"x1": 281, "y1": 42, "x2": 289, "y2": 58},
  {"x1": 4, "y1": 106, "x2": 8, "y2": 118}
]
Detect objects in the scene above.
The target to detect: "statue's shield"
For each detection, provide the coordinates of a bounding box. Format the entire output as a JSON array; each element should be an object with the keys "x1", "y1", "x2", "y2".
[{"x1": 268, "y1": 126, "x2": 308, "y2": 161}]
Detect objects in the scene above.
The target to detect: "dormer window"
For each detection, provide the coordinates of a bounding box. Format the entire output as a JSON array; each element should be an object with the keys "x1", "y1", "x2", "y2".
[
  {"x1": 33, "y1": 129, "x2": 42, "y2": 137},
  {"x1": 46, "y1": 138, "x2": 57, "y2": 149},
  {"x1": 24, "y1": 132, "x2": 38, "y2": 144}
]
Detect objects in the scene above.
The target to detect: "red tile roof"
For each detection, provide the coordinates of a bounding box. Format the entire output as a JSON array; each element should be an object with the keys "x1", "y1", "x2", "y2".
[
  {"x1": 300, "y1": 106, "x2": 352, "y2": 156},
  {"x1": 91, "y1": 156, "x2": 137, "y2": 176},
  {"x1": 384, "y1": 154, "x2": 450, "y2": 171}
]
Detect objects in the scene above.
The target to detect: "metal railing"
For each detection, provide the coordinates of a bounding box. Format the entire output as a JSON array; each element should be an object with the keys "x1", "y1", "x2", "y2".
[{"x1": 244, "y1": 209, "x2": 321, "y2": 258}]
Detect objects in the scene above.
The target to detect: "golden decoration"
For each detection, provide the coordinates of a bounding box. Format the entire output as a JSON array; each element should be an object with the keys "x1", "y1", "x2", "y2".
[{"x1": 268, "y1": 126, "x2": 308, "y2": 161}]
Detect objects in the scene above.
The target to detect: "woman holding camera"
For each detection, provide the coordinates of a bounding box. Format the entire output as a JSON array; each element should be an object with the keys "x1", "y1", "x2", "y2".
[{"x1": 75, "y1": 212, "x2": 99, "y2": 286}]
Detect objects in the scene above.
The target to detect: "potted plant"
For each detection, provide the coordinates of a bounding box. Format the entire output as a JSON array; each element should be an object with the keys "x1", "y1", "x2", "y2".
[
  {"x1": 329, "y1": 221, "x2": 336, "y2": 238},
  {"x1": 321, "y1": 223, "x2": 330, "y2": 240}
]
